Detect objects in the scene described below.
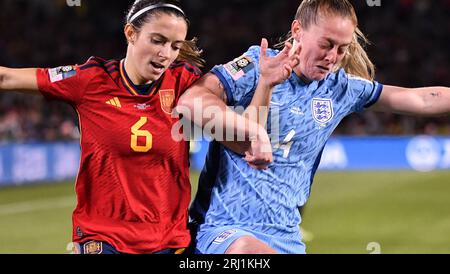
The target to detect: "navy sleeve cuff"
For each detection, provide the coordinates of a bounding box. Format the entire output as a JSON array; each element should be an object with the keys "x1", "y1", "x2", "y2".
[
  {"x1": 210, "y1": 68, "x2": 234, "y2": 106},
  {"x1": 364, "y1": 83, "x2": 383, "y2": 108}
]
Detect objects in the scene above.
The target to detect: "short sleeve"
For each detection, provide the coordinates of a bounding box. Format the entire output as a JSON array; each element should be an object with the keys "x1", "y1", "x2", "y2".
[
  {"x1": 36, "y1": 64, "x2": 89, "y2": 105},
  {"x1": 178, "y1": 63, "x2": 202, "y2": 98},
  {"x1": 347, "y1": 74, "x2": 383, "y2": 113},
  {"x1": 210, "y1": 46, "x2": 261, "y2": 106}
]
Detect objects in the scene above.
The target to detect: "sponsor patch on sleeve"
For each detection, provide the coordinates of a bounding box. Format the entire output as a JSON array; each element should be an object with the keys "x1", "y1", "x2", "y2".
[
  {"x1": 223, "y1": 56, "x2": 254, "y2": 81},
  {"x1": 49, "y1": 65, "x2": 77, "y2": 83}
]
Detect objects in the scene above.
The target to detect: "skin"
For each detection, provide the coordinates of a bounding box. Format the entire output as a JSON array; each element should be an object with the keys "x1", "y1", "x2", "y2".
[
  {"x1": 124, "y1": 12, "x2": 188, "y2": 85},
  {"x1": 0, "y1": 12, "x2": 189, "y2": 92},
  {"x1": 291, "y1": 14, "x2": 354, "y2": 81},
  {"x1": 188, "y1": 11, "x2": 450, "y2": 255}
]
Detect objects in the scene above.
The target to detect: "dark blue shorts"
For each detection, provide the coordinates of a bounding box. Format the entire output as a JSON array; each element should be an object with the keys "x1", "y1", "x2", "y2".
[{"x1": 74, "y1": 240, "x2": 185, "y2": 254}]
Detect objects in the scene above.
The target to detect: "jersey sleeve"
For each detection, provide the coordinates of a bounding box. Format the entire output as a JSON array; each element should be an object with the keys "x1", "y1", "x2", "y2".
[
  {"x1": 347, "y1": 74, "x2": 383, "y2": 113},
  {"x1": 177, "y1": 62, "x2": 202, "y2": 101},
  {"x1": 210, "y1": 46, "x2": 261, "y2": 106},
  {"x1": 36, "y1": 64, "x2": 90, "y2": 105}
]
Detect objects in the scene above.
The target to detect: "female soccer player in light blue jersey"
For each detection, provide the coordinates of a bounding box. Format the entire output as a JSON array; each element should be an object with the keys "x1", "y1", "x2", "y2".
[{"x1": 178, "y1": 0, "x2": 450, "y2": 254}]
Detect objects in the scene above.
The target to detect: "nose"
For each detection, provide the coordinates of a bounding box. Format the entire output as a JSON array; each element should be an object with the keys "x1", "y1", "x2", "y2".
[
  {"x1": 324, "y1": 47, "x2": 338, "y2": 64},
  {"x1": 158, "y1": 44, "x2": 171, "y2": 59}
]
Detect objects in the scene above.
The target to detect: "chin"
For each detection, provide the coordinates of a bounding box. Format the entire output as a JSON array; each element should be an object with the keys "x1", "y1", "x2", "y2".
[
  {"x1": 311, "y1": 72, "x2": 329, "y2": 81},
  {"x1": 143, "y1": 72, "x2": 160, "y2": 82}
]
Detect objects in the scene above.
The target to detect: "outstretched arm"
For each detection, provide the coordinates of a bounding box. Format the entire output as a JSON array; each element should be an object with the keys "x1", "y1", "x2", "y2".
[
  {"x1": 0, "y1": 67, "x2": 39, "y2": 94},
  {"x1": 372, "y1": 85, "x2": 450, "y2": 116}
]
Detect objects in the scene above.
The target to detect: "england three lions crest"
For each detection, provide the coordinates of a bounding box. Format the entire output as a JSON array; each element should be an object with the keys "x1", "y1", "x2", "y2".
[
  {"x1": 312, "y1": 98, "x2": 334, "y2": 125},
  {"x1": 159, "y1": 89, "x2": 175, "y2": 114}
]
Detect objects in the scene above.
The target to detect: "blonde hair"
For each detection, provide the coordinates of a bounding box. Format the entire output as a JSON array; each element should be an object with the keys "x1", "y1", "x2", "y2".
[{"x1": 278, "y1": 0, "x2": 375, "y2": 80}]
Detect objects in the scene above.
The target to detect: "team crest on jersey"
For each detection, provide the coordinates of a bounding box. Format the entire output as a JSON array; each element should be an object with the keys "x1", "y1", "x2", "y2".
[
  {"x1": 49, "y1": 65, "x2": 76, "y2": 83},
  {"x1": 224, "y1": 56, "x2": 254, "y2": 80},
  {"x1": 312, "y1": 98, "x2": 334, "y2": 125},
  {"x1": 213, "y1": 229, "x2": 237, "y2": 244},
  {"x1": 159, "y1": 89, "x2": 175, "y2": 114},
  {"x1": 83, "y1": 241, "x2": 103, "y2": 254}
]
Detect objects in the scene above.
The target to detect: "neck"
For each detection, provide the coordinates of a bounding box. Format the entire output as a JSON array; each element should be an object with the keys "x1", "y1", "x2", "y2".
[
  {"x1": 293, "y1": 66, "x2": 312, "y2": 84},
  {"x1": 123, "y1": 57, "x2": 152, "y2": 85}
]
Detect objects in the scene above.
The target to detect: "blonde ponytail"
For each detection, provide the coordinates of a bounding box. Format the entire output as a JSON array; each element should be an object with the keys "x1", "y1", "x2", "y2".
[
  {"x1": 277, "y1": 0, "x2": 375, "y2": 81},
  {"x1": 337, "y1": 27, "x2": 375, "y2": 80}
]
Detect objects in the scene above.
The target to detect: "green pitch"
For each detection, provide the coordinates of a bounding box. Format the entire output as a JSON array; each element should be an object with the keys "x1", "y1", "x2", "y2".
[{"x1": 1, "y1": 171, "x2": 450, "y2": 254}]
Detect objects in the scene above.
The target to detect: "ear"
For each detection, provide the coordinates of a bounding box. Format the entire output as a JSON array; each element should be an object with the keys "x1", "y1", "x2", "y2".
[
  {"x1": 124, "y1": 23, "x2": 137, "y2": 44},
  {"x1": 291, "y1": 20, "x2": 303, "y2": 42}
]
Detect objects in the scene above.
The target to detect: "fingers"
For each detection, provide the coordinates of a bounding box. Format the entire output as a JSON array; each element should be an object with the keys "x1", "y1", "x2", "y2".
[
  {"x1": 244, "y1": 151, "x2": 272, "y2": 170},
  {"x1": 289, "y1": 39, "x2": 301, "y2": 57},
  {"x1": 289, "y1": 55, "x2": 300, "y2": 69},
  {"x1": 279, "y1": 41, "x2": 293, "y2": 56},
  {"x1": 273, "y1": 41, "x2": 293, "y2": 62},
  {"x1": 260, "y1": 38, "x2": 268, "y2": 58},
  {"x1": 283, "y1": 64, "x2": 293, "y2": 79}
]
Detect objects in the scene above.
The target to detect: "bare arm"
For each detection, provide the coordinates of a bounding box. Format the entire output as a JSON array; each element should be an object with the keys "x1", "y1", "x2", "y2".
[
  {"x1": 177, "y1": 73, "x2": 273, "y2": 169},
  {"x1": 242, "y1": 39, "x2": 300, "y2": 125},
  {"x1": 372, "y1": 85, "x2": 450, "y2": 116},
  {"x1": 0, "y1": 67, "x2": 40, "y2": 95},
  {"x1": 178, "y1": 72, "x2": 265, "y2": 143}
]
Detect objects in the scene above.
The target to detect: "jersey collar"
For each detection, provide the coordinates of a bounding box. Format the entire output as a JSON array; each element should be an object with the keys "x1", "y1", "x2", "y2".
[{"x1": 120, "y1": 59, "x2": 162, "y2": 96}]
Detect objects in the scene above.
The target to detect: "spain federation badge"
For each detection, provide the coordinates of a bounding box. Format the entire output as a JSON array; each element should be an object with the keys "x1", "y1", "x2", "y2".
[
  {"x1": 159, "y1": 89, "x2": 175, "y2": 114},
  {"x1": 83, "y1": 241, "x2": 103, "y2": 254},
  {"x1": 312, "y1": 98, "x2": 334, "y2": 125}
]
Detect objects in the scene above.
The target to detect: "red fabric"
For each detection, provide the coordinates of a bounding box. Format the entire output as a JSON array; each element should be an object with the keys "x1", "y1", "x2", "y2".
[{"x1": 36, "y1": 57, "x2": 201, "y2": 254}]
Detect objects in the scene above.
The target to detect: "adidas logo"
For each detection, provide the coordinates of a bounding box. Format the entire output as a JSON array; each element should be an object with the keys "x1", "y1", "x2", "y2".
[{"x1": 106, "y1": 97, "x2": 122, "y2": 108}]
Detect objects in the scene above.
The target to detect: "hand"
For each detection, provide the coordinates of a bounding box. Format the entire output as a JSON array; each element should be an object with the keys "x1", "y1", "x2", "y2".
[
  {"x1": 243, "y1": 129, "x2": 273, "y2": 170},
  {"x1": 258, "y1": 38, "x2": 301, "y2": 88}
]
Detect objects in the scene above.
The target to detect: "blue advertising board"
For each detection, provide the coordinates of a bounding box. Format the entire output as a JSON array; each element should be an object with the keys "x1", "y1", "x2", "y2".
[{"x1": 1, "y1": 136, "x2": 450, "y2": 187}]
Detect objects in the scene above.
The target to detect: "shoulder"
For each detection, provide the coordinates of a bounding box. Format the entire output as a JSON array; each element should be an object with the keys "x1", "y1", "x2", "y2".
[
  {"x1": 321, "y1": 69, "x2": 350, "y2": 88},
  {"x1": 169, "y1": 61, "x2": 202, "y2": 78},
  {"x1": 78, "y1": 56, "x2": 120, "y2": 75}
]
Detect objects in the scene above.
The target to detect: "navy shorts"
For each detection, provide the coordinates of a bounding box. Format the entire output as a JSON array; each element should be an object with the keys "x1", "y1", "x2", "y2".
[{"x1": 74, "y1": 240, "x2": 185, "y2": 254}]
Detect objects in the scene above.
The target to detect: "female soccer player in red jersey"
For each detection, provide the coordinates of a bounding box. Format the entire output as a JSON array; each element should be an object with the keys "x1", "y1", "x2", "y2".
[{"x1": 0, "y1": 0, "x2": 209, "y2": 254}]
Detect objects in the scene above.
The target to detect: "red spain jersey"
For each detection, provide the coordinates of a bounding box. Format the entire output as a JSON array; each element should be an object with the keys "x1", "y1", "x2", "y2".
[{"x1": 36, "y1": 57, "x2": 201, "y2": 254}]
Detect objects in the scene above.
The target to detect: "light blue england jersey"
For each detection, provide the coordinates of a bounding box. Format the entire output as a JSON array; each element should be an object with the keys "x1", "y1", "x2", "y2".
[{"x1": 190, "y1": 46, "x2": 383, "y2": 237}]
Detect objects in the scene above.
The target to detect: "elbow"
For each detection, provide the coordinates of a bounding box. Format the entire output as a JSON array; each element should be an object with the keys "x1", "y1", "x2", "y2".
[
  {"x1": 176, "y1": 87, "x2": 198, "y2": 120},
  {"x1": 177, "y1": 91, "x2": 193, "y2": 111}
]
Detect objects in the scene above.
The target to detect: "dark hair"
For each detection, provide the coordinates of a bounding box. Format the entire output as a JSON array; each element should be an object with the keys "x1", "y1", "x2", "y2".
[
  {"x1": 125, "y1": 0, "x2": 188, "y2": 30},
  {"x1": 125, "y1": 0, "x2": 204, "y2": 67}
]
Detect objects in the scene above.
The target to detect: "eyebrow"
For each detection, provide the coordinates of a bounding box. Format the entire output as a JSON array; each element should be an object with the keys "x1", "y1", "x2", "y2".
[
  {"x1": 149, "y1": 33, "x2": 184, "y2": 44},
  {"x1": 322, "y1": 38, "x2": 351, "y2": 47}
]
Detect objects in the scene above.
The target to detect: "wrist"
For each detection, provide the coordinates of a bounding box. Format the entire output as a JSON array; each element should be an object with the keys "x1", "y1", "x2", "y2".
[{"x1": 258, "y1": 75, "x2": 276, "y2": 89}]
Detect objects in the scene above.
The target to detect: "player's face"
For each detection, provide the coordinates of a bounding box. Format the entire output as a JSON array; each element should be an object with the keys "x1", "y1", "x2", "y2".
[
  {"x1": 131, "y1": 13, "x2": 188, "y2": 83},
  {"x1": 294, "y1": 14, "x2": 355, "y2": 81}
]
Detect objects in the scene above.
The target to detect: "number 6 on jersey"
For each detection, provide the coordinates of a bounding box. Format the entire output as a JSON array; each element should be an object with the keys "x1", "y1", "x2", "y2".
[{"x1": 131, "y1": 117, "x2": 153, "y2": 152}]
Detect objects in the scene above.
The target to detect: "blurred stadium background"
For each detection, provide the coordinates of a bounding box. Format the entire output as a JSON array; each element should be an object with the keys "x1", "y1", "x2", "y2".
[{"x1": 1, "y1": 0, "x2": 450, "y2": 254}]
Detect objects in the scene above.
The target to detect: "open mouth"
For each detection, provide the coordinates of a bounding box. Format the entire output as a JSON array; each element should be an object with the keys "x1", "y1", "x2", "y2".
[
  {"x1": 317, "y1": 65, "x2": 329, "y2": 72},
  {"x1": 150, "y1": 61, "x2": 165, "y2": 72}
]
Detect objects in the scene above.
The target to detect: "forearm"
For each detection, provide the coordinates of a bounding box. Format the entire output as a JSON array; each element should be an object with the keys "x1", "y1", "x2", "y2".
[
  {"x1": 375, "y1": 85, "x2": 450, "y2": 116},
  {"x1": 242, "y1": 77, "x2": 274, "y2": 126},
  {"x1": 0, "y1": 67, "x2": 39, "y2": 93},
  {"x1": 178, "y1": 86, "x2": 264, "y2": 141},
  {"x1": 418, "y1": 87, "x2": 450, "y2": 116}
]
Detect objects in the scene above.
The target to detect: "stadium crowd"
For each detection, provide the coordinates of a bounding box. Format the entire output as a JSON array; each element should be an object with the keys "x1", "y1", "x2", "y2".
[{"x1": 1, "y1": 0, "x2": 450, "y2": 143}]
